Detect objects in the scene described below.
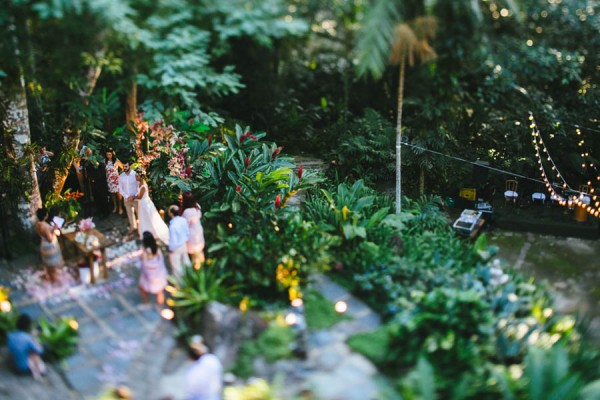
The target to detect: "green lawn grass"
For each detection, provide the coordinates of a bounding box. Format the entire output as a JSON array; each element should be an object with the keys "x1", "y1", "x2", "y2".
[{"x1": 303, "y1": 289, "x2": 351, "y2": 330}]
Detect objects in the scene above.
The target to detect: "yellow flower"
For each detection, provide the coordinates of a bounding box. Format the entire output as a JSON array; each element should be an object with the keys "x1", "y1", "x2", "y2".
[
  {"x1": 239, "y1": 296, "x2": 250, "y2": 312},
  {"x1": 342, "y1": 205, "x2": 350, "y2": 220}
]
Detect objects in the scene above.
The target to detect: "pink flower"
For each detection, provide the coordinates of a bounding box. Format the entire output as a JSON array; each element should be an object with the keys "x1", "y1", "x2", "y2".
[
  {"x1": 78, "y1": 217, "x2": 95, "y2": 232},
  {"x1": 275, "y1": 194, "x2": 281, "y2": 209}
]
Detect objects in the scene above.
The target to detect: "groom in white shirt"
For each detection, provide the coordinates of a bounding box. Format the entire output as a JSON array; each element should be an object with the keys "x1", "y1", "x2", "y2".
[{"x1": 118, "y1": 161, "x2": 139, "y2": 235}]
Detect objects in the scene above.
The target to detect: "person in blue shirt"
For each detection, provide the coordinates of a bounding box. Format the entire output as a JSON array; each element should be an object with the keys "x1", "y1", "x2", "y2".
[{"x1": 7, "y1": 313, "x2": 47, "y2": 380}]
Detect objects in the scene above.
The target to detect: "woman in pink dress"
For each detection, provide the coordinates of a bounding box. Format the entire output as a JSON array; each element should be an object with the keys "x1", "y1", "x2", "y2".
[
  {"x1": 182, "y1": 192, "x2": 205, "y2": 269},
  {"x1": 139, "y1": 231, "x2": 168, "y2": 306},
  {"x1": 105, "y1": 149, "x2": 123, "y2": 214}
]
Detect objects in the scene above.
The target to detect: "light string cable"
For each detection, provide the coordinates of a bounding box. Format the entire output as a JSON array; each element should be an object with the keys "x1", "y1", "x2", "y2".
[
  {"x1": 529, "y1": 113, "x2": 569, "y2": 205},
  {"x1": 530, "y1": 112, "x2": 600, "y2": 217},
  {"x1": 399, "y1": 142, "x2": 547, "y2": 185},
  {"x1": 574, "y1": 126, "x2": 600, "y2": 184}
]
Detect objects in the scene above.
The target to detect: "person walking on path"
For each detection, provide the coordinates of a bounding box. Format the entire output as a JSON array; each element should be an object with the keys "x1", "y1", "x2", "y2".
[
  {"x1": 181, "y1": 192, "x2": 205, "y2": 270},
  {"x1": 7, "y1": 314, "x2": 47, "y2": 381},
  {"x1": 167, "y1": 205, "x2": 190, "y2": 278},
  {"x1": 34, "y1": 207, "x2": 64, "y2": 283},
  {"x1": 184, "y1": 335, "x2": 223, "y2": 400},
  {"x1": 118, "y1": 161, "x2": 139, "y2": 235},
  {"x1": 139, "y1": 231, "x2": 168, "y2": 307}
]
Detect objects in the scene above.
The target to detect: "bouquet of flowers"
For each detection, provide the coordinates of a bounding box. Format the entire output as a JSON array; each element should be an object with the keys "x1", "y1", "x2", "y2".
[{"x1": 78, "y1": 217, "x2": 95, "y2": 232}]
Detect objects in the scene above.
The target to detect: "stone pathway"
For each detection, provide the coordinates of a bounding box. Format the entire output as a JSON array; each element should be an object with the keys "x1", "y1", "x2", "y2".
[{"x1": 1, "y1": 168, "x2": 395, "y2": 399}]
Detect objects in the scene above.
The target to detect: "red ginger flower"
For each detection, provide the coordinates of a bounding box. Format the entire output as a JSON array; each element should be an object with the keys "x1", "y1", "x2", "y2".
[
  {"x1": 236, "y1": 185, "x2": 241, "y2": 192},
  {"x1": 240, "y1": 131, "x2": 258, "y2": 143},
  {"x1": 297, "y1": 163, "x2": 303, "y2": 179},
  {"x1": 275, "y1": 194, "x2": 281, "y2": 209},
  {"x1": 208, "y1": 135, "x2": 212, "y2": 147},
  {"x1": 272, "y1": 146, "x2": 283, "y2": 159},
  {"x1": 245, "y1": 157, "x2": 250, "y2": 168}
]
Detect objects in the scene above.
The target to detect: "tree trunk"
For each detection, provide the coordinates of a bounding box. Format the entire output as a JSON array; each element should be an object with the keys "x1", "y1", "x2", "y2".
[
  {"x1": 4, "y1": 83, "x2": 42, "y2": 230},
  {"x1": 395, "y1": 56, "x2": 406, "y2": 214},
  {"x1": 4, "y1": 19, "x2": 42, "y2": 230},
  {"x1": 125, "y1": 79, "x2": 137, "y2": 133},
  {"x1": 52, "y1": 48, "x2": 105, "y2": 195},
  {"x1": 419, "y1": 166, "x2": 425, "y2": 196}
]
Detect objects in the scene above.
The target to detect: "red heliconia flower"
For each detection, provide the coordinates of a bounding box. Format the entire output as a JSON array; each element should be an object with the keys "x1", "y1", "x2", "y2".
[
  {"x1": 185, "y1": 166, "x2": 192, "y2": 177},
  {"x1": 297, "y1": 163, "x2": 304, "y2": 179},
  {"x1": 236, "y1": 185, "x2": 241, "y2": 192},
  {"x1": 274, "y1": 194, "x2": 281, "y2": 209},
  {"x1": 208, "y1": 135, "x2": 213, "y2": 147},
  {"x1": 240, "y1": 131, "x2": 257, "y2": 143},
  {"x1": 245, "y1": 157, "x2": 251, "y2": 168},
  {"x1": 240, "y1": 131, "x2": 251, "y2": 143},
  {"x1": 272, "y1": 146, "x2": 283, "y2": 159}
]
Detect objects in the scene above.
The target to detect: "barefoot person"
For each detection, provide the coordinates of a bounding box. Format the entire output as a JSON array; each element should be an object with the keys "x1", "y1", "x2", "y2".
[
  {"x1": 118, "y1": 161, "x2": 139, "y2": 235},
  {"x1": 167, "y1": 205, "x2": 190, "y2": 278},
  {"x1": 7, "y1": 314, "x2": 47, "y2": 380},
  {"x1": 34, "y1": 207, "x2": 64, "y2": 283},
  {"x1": 139, "y1": 231, "x2": 168, "y2": 307}
]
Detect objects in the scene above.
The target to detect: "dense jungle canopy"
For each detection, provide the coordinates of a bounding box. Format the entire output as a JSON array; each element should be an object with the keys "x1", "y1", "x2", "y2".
[{"x1": 0, "y1": 0, "x2": 598, "y2": 238}]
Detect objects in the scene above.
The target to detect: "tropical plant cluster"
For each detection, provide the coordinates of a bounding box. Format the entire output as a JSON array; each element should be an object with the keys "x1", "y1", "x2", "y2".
[
  {"x1": 0, "y1": 287, "x2": 79, "y2": 362},
  {"x1": 303, "y1": 184, "x2": 600, "y2": 398}
]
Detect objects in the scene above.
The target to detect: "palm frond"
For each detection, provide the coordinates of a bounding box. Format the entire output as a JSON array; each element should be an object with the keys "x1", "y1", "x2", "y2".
[{"x1": 354, "y1": 0, "x2": 402, "y2": 79}]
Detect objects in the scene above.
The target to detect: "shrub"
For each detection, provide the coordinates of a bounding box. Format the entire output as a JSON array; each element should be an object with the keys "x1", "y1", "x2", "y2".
[
  {"x1": 230, "y1": 323, "x2": 296, "y2": 378},
  {"x1": 38, "y1": 317, "x2": 79, "y2": 362},
  {"x1": 169, "y1": 263, "x2": 234, "y2": 323}
]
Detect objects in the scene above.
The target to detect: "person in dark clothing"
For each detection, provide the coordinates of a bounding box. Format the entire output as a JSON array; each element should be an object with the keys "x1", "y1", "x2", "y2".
[{"x1": 81, "y1": 147, "x2": 110, "y2": 219}]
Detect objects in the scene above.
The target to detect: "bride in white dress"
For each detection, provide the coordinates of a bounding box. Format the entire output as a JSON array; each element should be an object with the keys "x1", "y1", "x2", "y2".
[{"x1": 135, "y1": 173, "x2": 170, "y2": 246}]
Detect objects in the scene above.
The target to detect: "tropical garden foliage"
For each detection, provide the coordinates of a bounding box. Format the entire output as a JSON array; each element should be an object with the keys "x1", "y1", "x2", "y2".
[{"x1": 1, "y1": 0, "x2": 599, "y2": 397}]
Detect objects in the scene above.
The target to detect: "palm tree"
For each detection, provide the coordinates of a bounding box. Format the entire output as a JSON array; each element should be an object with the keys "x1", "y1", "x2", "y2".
[{"x1": 356, "y1": 7, "x2": 437, "y2": 214}]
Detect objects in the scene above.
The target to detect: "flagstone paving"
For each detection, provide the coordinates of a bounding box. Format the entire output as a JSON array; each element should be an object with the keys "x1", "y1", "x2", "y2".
[{"x1": 1, "y1": 210, "x2": 393, "y2": 399}]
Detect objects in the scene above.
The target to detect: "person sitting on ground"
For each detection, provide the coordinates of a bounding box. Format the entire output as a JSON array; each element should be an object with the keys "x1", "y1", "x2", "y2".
[
  {"x1": 7, "y1": 313, "x2": 47, "y2": 380},
  {"x1": 185, "y1": 335, "x2": 223, "y2": 400}
]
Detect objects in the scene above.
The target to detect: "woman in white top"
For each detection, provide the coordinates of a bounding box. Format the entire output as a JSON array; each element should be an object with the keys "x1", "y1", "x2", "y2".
[
  {"x1": 135, "y1": 172, "x2": 170, "y2": 246},
  {"x1": 181, "y1": 192, "x2": 205, "y2": 269}
]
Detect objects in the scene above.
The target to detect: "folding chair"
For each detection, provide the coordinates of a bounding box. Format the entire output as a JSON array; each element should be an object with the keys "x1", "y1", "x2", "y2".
[{"x1": 504, "y1": 179, "x2": 518, "y2": 207}]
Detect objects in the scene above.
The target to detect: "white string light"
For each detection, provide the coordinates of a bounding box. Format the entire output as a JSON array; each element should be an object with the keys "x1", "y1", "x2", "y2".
[
  {"x1": 574, "y1": 126, "x2": 600, "y2": 184},
  {"x1": 529, "y1": 112, "x2": 600, "y2": 218}
]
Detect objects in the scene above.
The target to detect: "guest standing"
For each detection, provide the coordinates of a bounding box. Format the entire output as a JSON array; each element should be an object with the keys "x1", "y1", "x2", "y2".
[
  {"x1": 105, "y1": 149, "x2": 123, "y2": 214},
  {"x1": 181, "y1": 192, "x2": 206, "y2": 270},
  {"x1": 118, "y1": 161, "x2": 139, "y2": 235},
  {"x1": 184, "y1": 335, "x2": 223, "y2": 400},
  {"x1": 139, "y1": 231, "x2": 168, "y2": 307},
  {"x1": 7, "y1": 314, "x2": 47, "y2": 380},
  {"x1": 35, "y1": 208, "x2": 64, "y2": 283},
  {"x1": 167, "y1": 205, "x2": 190, "y2": 278}
]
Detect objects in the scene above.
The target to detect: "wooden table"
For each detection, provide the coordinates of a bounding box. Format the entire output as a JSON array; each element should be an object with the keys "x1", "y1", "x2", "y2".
[{"x1": 61, "y1": 228, "x2": 115, "y2": 283}]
